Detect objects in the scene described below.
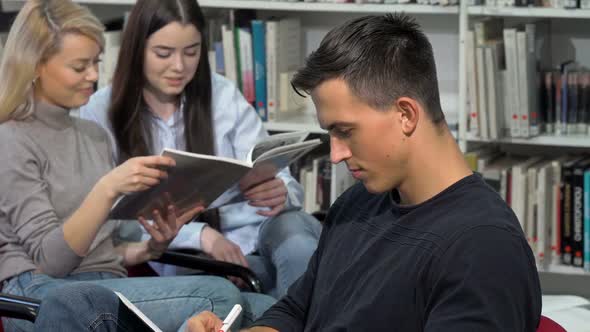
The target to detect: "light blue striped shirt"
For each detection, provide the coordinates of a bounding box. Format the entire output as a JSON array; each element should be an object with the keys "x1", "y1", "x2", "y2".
[{"x1": 78, "y1": 73, "x2": 303, "y2": 256}]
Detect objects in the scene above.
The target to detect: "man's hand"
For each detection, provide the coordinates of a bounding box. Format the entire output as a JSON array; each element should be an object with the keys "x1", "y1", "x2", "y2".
[
  {"x1": 241, "y1": 178, "x2": 287, "y2": 217},
  {"x1": 185, "y1": 311, "x2": 222, "y2": 332},
  {"x1": 185, "y1": 312, "x2": 278, "y2": 332}
]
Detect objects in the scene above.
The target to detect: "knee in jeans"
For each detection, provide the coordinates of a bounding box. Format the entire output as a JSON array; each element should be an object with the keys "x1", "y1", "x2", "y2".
[
  {"x1": 197, "y1": 276, "x2": 243, "y2": 306},
  {"x1": 260, "y1": 210, "x2": 319, "y2": 243},
  {"x1": 44, "y1": 283, "x2": 118, "y2": 315}
]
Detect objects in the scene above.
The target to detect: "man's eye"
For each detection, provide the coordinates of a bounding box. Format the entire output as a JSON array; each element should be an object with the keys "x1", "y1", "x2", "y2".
[{"x1": 334, "y1": 129, "x2": 352, "y2": 138}]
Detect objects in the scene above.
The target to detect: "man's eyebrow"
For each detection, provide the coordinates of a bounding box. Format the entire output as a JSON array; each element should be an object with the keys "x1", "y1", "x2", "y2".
[{"x1": 326, "y1": 122, "x2": 355, "y2": 131}]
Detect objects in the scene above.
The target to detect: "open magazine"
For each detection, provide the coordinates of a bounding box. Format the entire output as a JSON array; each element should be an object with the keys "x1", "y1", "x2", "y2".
[
  {"x1": 109, "y1": 131, "x2": 321, "y2": 219},
  {"x1": 115, "y1": 292, "x2": 162, "y2": 332}
]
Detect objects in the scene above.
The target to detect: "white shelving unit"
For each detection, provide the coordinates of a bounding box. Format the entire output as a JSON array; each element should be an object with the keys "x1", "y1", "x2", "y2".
[
  {"x1": 1, "y1": 0, "x2": 458, "y2": 13},
  {"x1": 457, "y1": 2, "x2": 590, "y2": 283},
  {"x1": 200, "y1": 0, "x2": 458, "y2": 14},
  {"x1": 468, "y1": 5, "x2": 590, "y2": 19},
  {"x1": 0, "y1": 0, "x2": 459, "y2": 132},
  {"x1": 466, "y1": 134, "x2": 590, "y2": 148},
  {"x1": 457, "y1": 2, "x2": 590, "y2": 151}
]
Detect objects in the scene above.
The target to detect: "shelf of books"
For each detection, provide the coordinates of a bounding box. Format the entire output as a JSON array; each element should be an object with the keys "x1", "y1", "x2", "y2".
[
  {"x1": 200, "y1": 0, "x2": 459, "y2": 14},
  {"x1": 0, "y1": 0, "x2": 458, "y2": 14},
  {"x1": 467, "y1": 5, "x2": 590, "y2": 19},
  {"x1": 465, "y1": 149, "x2": 590, "y2": 276}
]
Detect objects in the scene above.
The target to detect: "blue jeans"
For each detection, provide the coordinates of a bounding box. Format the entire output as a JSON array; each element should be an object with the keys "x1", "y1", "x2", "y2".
[
  {"x1": 2, "y1": 271, "x2": 275, "y2": 332},
  {"x1": 246, "y1": 210, "x2": 322, "y2": 298}
]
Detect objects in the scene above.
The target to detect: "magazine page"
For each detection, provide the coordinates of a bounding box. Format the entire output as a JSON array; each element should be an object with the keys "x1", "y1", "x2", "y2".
[
  {"x1": 248, "y1": 131, "x2": 309, "y2": 163},
  {"x1": 238, "y1": 139, "x2": 322, "y2": 191},
  {"x1": 115, "y1": 292, "x2": 162, "y2": 332},
  {"x1": 109, "y1": 149, "x2": 251, "y2": 219}
]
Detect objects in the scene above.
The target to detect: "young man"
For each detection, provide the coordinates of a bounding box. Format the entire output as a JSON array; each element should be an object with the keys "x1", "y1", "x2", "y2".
[{"x1": 61, "y1": 13, "x2": 541, "y2": 332}]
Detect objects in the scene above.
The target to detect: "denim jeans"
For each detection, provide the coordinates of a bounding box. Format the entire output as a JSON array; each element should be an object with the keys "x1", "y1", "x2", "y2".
[
  {"x1": 246, "y1": 210, "x2": 322, "y2": 298},
  {"x1": 2, "y1": 271, "x2": 275, "y2": 332}
]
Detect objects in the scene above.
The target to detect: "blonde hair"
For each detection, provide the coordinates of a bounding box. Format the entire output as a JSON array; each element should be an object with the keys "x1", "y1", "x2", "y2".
[{"x1": 0, "y1": 0, "x2": 104, "y2": 123}]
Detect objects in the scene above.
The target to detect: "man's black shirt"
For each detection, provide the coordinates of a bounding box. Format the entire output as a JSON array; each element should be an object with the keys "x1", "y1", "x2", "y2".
[{"x1": 254, "y1": 174, "x2": 541, "y2": 331}]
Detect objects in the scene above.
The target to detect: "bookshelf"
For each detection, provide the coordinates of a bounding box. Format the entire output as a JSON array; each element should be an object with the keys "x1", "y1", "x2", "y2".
[
  {"x1": 200, "y1": 1, "x2": 459, "y2": 14},
  {"x1": 0, "y1": 0, "x2": 459, "y2": 14},
  {"x1": 458, "y1": 0, "x2": 590, "y2": 289}
]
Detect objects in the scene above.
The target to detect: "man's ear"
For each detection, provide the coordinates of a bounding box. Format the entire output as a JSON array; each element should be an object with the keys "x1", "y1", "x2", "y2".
[{"x1": 395, "y1": 97, "x2": 420, "y2": 136}]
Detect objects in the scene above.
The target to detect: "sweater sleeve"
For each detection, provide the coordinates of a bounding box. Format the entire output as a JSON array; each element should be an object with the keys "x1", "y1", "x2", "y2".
[
  {"x1": 0, "y1": 127, "x2": 82, "y2": 277},
  {"x1": 424, "y1": 225, "x2": 542, "y2": 332}
]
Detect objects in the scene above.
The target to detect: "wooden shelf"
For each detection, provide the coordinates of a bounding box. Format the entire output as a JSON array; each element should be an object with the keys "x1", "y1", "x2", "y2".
[
  {"x1": 465, "y1": 133, "x2": 590, "y2": 148},
  {"x1": 1, "y1": 0, "x2": 458, "y2": 14},
  {"x1": 468, "y1": 5, "x2": 590, "y2": 19}
]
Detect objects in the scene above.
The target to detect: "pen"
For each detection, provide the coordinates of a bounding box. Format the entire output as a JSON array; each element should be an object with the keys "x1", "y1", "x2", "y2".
[{"x1": 219, "y1": 304, "x2": 242, "y2": 332}]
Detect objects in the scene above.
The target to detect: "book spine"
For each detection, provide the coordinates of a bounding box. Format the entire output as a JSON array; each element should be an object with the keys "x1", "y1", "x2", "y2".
[
  {"x1": 516, "y1": 31, "x2": 531, "y2": 138},
  {"x1": 567, "y1": 72, "x2": 578, "y2": 135},
  {"x1": 560, "y1": 70, "x2": 569, "y2": 135},
  {"x1": 554, "y1": 72, "x2": 562, "y2": 134},
  {"x1": 572, "y1": 163, "x2": 585, "y2": 267},
  {"x1": 265, "y1": 21, "x2": 279, "y2": 121},
  {"x1": 214, "y1": 41, "x2": 225, "y2": 76},
  {"x1": 466, "y1": 30, "x2": 480, "y2": 137},
  {"x1": 562, "y1": 163, "x2": 574, "y2": 265},
  {"x1": 584, "y1": 169, "x2": 590, "y2": 272},
  {"x1": 504, "y1": 29, "x2": 520, "y2": 138},
  {"x1": 543, "y1": 72, "x2": 555, "y2": 134},
  {"x1": 476, "y1": 46, "x2": 489, "y2": 139},
  {"x1": 221, "y1": 24, "x2": 238, "y2": 86},
  {"x1": 251, "y1": 20, "x2": 267, "y2": 121}
]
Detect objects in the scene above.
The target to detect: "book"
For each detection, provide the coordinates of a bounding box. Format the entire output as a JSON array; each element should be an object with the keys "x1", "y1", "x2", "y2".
[
  {"x1": 109, "y1": 131, "x2": 322, "y2": 219},
  {"x1": 115, "y1": 292, "x2": 162, "y2": 332}
]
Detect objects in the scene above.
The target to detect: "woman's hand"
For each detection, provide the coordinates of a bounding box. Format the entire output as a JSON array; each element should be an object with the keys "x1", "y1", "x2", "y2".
[
  {"x1": 241, "y1": 178, "x2": 288, "y2": 217},
  {"x1": 139, "y1": 203, "x2": 205, "y2": 257},
  {"x1": 99, "y1": 156, "x2": 176, "y2": 200},
  {"x1": 201, "y1": 226, "x2": 249, "y2": 267}
]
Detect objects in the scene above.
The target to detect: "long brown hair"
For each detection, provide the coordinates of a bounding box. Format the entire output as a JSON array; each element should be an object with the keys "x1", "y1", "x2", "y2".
[{"x1": 109, "y1": 0, "x2": 214, "y2": 162}]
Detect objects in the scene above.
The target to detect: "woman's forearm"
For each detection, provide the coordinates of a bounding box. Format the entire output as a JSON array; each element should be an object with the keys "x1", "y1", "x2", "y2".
[
  {"x1": 62, "y1": 176, "x2": 116, "y2": 256},
  {"x1": 114, "y1": 240, "x2": 161, "y2": 266}
]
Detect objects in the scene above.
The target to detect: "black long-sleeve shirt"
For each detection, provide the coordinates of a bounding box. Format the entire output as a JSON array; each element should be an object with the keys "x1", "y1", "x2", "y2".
[{"x1": 253, "y1": 174, "x2": 541, "y2": 331}]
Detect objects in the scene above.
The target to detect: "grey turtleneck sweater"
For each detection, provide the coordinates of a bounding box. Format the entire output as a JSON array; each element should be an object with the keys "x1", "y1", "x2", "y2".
[{"x1": 0, "y1": 102, "x2": 127, "y2": 284}]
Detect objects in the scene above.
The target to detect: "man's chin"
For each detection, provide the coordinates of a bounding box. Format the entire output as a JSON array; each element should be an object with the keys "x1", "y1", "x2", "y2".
[{"x1": 361, "y1": 181, "x2": 389, "y2": 194}]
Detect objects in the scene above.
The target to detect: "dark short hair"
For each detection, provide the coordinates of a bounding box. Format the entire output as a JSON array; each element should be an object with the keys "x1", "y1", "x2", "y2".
[
  {"x1": 292, "y1": 13, "x2": 445, "y2": 125},
  {"x1": 109, "y1": 0, "x2": 214, "y2": 162}
]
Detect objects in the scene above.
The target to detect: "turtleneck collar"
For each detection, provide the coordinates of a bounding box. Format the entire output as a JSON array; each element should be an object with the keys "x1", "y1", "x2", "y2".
[{"x1": 33, "y1": 101, "x2": 73, "y2": 130}]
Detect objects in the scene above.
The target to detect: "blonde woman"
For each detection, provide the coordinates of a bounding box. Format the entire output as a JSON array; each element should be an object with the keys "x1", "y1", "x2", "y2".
[{"x1": 0, "y1": 1, "x2": 248, "y2": 331}]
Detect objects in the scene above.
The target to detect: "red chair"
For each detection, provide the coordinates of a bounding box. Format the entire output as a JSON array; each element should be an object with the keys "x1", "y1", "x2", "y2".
[{"x1": 537, "y1": 315, "x2": 567, "y2": 332}]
